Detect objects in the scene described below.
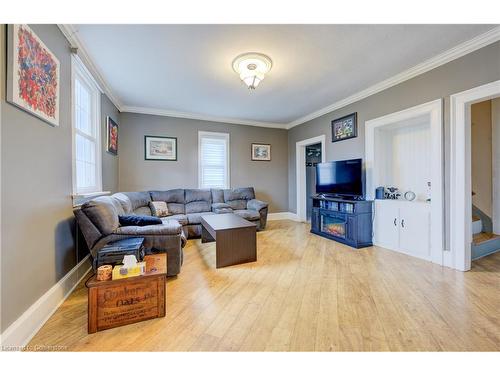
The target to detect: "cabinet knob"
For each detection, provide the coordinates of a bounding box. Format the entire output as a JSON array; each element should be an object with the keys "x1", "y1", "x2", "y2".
[
  {"x1": 394, "y1": 218, "x2": 397, "y2": 226},
  {"x1": 401, "y1": 219, "x2": 405, "y2": 228}
]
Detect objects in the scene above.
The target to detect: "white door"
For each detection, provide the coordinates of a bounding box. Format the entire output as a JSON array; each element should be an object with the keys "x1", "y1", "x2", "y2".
[
  {"x1": 373, "y1": 201, "x2": 399, "y2": 251},
  {"x1": 399, "y1": 204, "x2": 431, "y2": 260}
]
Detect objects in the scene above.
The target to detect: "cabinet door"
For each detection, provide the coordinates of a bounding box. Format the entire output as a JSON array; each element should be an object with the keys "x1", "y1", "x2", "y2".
[
  {"x1": 399, "y1": 204, "x2": 431, "y2": 260},
  {"x1": 373, "y1": 201, "x2": 399, "y2": 251}
]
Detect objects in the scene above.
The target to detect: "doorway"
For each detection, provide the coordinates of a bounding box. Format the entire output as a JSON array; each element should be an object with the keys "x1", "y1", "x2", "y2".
[
  {"x1": 296, "y1": 135, "x2": 326, "y2": 222},
  {"x1": 305, "y1": 143, "x2": 322, "y2": 221},
  {"x1": 450, "y1": 79, "x2": 500, "y2": 271},
  {"x1": 468, "y1": 98, "x2": 500, "y2": 261}
]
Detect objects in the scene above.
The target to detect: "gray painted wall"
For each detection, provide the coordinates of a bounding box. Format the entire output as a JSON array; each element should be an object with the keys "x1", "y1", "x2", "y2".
[
  {"x1": 101, "y1": 94, "x2": 120, "y2": 193},
  {"x1": 288, "y1": 41, "x2": 500, "y2": 249},
  {"x1": 0, "y1": 25, "x2": 120, "y2": 332},
  {"x1": 118, "y1": 113, "x2": 289, "y2": 213}
]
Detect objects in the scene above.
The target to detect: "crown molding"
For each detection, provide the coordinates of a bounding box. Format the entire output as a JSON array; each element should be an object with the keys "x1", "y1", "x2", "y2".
[
  {"x1": 285, "y1": 26, "x2": 500, "y2": 129},
  {"x1": 57, "y1": 24, "x2": 124, "y2": 111},
  {"x1": 121, "y1": 106, "x2": 288, "y2": 129}
]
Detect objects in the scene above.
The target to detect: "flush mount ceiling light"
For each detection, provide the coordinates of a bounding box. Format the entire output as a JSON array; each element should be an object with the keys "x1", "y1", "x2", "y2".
[{"x1": 232, "y1": 52, "x2": 273, "y2": 90}]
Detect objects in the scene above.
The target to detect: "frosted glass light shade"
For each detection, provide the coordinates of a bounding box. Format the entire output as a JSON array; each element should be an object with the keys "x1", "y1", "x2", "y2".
[{"x1": 232, "y1": 53, "x2": 272, "y2": 90}]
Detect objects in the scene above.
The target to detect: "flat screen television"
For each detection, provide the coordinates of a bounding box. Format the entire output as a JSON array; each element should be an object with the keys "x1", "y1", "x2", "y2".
[{"x1": 315, "y1": 158, "x2": 363, "y2": 199}]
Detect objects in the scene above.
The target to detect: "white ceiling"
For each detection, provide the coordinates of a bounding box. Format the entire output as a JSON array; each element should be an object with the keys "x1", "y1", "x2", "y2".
[{"x1": 73, "y1": 24, "x2": 498, "y2": 127}]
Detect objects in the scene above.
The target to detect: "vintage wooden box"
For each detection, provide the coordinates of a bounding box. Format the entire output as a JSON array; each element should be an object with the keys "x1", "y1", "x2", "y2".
[{"x1": 86, "y1": 254, "x2": 167, "y2": 333}]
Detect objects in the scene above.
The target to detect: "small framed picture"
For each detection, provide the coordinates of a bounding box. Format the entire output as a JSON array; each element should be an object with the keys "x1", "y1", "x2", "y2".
[
  {"x1": 251, "y1": 143, "x2": 271, "y2": 161},
  {"x1": 106, "y1": 117, "x2": 118, "y2": 155},
  {"x1": 145, "y1": 136, "x2": 177, "y2": 161},
  {"x1": 331, "y1": 112, "x2": 357, "y2": 142}
]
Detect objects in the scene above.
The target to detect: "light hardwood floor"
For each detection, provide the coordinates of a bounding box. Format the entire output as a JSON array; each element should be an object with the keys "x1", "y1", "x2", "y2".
[{"x1": 27, "y1": 220, "x2": 500, "y2": 351}]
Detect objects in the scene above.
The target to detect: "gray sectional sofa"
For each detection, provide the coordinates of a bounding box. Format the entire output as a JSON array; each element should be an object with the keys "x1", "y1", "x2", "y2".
[{"x1": 74, "y1": 187, "x2": 268, "y2": 276}]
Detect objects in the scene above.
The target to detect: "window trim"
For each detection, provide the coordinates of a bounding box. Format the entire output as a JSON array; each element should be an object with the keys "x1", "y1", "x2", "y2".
[
  {"x1": 71, "y1": 55, "x2": 102, "y2": 196},
  {"x1": 198, "y1": 131, "x2": 230, "y2": 189}
]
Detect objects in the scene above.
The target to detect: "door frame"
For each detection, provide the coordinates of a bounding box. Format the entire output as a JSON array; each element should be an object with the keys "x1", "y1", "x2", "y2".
[
  {"x1": 450, "y1": 80, "x2": 500, "y2": 271},
  {"x1": 296, "y1": 135, "x2": 326, "y2": 222},
  {"x1": 365, "y1": 99, "x2": 444, "y2": 265}
]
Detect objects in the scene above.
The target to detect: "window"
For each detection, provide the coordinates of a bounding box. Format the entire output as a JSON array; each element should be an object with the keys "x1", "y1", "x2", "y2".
[
  {"x1": 198, "y1": 131, "x2": 230, "y2": 189},
  {"x1": 72, "y1": 57, "x2": 102, "y2": 195}
]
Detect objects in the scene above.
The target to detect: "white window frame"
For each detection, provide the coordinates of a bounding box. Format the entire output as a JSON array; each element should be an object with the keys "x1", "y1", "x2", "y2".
[
  {"x1": 71, "y1": 56, "x2": 103, "y2": 196},
  {"x1": 198, "y1": 131, "x2": 230, "y2": 189}
]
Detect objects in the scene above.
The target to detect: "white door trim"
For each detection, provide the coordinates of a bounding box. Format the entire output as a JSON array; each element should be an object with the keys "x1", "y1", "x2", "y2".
[
  {"x1": 296, "y1": 135, "x2": 326, "y2": 222},
  {"x1": 365, "y1": 99, "x2": 444, "y2": 265},
  {"x1": 450, "y1": 80, "x2": 500, "y2": 271}
]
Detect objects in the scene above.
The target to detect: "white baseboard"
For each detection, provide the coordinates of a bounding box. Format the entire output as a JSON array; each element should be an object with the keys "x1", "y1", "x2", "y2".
[
  {"x1": 0, "y1": 255, "x2": 92, "y2": 350},
  {"x1": 268, "y1": 212, "x2": 300, "y2": 221}
]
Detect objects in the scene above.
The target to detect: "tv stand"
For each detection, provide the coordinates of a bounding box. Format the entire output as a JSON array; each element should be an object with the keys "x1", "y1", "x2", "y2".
[
  {"x1": 318, "y1": 193, "x2": 365, "y2": 201},
  {"x1": 310, "y1": 195, "x2": 373, "y2": 249}
]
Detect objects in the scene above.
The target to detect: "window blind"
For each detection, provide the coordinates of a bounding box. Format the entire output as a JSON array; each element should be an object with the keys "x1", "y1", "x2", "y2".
[{"x1": 199, "y1": 132, "x2": 229, "y2": 189}]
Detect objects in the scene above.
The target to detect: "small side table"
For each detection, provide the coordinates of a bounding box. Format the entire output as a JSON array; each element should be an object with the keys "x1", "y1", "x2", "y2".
[{"x1": 86, "y1": 254, "x2": 167, "y2": 333}]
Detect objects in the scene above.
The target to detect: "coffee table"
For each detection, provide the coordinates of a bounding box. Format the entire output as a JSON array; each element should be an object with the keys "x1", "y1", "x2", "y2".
[{"x1": 200, "y1": 213, "x2": 257, "y2": 268}]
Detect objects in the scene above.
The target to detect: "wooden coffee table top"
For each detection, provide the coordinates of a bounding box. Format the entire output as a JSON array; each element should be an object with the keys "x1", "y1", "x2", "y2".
[{"x1": 201, "y1": 213, "x2": 256, "y2": 231}]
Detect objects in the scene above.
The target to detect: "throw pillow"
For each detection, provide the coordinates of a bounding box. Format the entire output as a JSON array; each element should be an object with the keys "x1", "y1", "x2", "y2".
[
  {"x1": 118, "y1": 215, "x2": 162, "y2": 227},
  {"x1": 149, "y1": 201, "x2": 169, "y2": 217}
]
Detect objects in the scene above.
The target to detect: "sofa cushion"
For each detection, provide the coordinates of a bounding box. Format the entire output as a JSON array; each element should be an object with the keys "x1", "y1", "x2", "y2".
[
  {"x1": 185, "y1": 189, "x2": 212, "y2": 213},
  {"x1": 81, "y1": 196, "x2": 121, "y2": 235},
  {"x1": 115, "y1": 221, "x2": 182, "y2": 236},
  {"x1": 112, "y1": 193, "x2": 133, "y2": 214},
  {"x1": 118, "y1": 215, "x2": 162, "y2": 227},
  {"x1": 233, "y1": 209, "x2": 260, "y2": 221},
  {"x1": 121, "y1": 192, "x2": 151, "y2": 211},
  {"x1": 224, "y1": 187, "x2": 255, "y2": 210},
  {"x1": 211, "y1": 203, "x2": 233, "y2": 214},
  {"x1": 164, "y1": 214, "x2": 188, "y2": 226},
  {"x1": 186, "y1": 211, "x2": 215, "y2": 224},
  {"x1": 149, "y1": 201, "x2": 169, "y2": 217},
  {"x1": 211, "y1": 188, "x2": 225, "y2": 203},
  {"x1": 150, "y1": 189, "x2": 185, "y2": 214}
]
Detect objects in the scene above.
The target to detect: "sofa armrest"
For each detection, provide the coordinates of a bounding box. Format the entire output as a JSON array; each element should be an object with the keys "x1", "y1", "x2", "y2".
[
  {"x1": 114, "y1": 222, "x2": 182, "y2": 236},
  {"x1": 247, "y1": 199, "x2": 268, "y2": 212},
  {"x1": 211, "y1": 203, "x2": 233, "y2": 214}
]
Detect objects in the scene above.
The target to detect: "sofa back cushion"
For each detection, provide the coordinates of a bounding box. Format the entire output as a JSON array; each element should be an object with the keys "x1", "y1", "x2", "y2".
[
  {"x1": 223, "y1": 187, "x2": 255, "y2": 210},
  {"x1": 150, "y1": 189, "x2": 185, "y2": 214},
  {"x1": 112, "y1": 192, "x2": 133, "y2": 213},
  {"x1": 118, "y1": 192, "x2": 152, "y2": 215},
  {"x1": 211, "y1": 188, "x2": 225, "y2": 204},
  {"x1": 185, "y1": 189, "x2": 211, "y2": 213},
  {"x1": 81, "y1": 196, "x2": 122, "y2": 235}
]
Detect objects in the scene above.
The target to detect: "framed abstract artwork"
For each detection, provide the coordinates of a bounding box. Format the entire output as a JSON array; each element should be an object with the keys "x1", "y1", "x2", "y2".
[
  {"x1": 251, "y1": 143, "x2": 271, "y2": 161},
  {"x1": 331, "y1": 112, "x2": 357, "y2": 142},
  {"x1": 106, "y1": 117, "x2": 119, "y2": 155},
  {"x1": 6, "y1": 24, "x2": 60, "y2": 127},
  {"x1": 144, "y1": 136, "x2": 177, "y2": 161}
]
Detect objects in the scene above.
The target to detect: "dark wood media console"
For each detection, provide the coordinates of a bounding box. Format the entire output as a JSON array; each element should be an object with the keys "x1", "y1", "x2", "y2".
[{"x1": 310, "y1": 195, "x2": 373, "y2": 248}]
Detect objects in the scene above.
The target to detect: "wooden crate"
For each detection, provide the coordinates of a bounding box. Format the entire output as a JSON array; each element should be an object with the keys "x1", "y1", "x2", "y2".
[{"x1": 86, "y1": 254, "x2": 167, "y2": 333}]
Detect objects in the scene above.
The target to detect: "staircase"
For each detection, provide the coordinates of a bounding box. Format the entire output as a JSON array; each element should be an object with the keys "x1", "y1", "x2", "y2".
[{"x1": 471, "y1": 205, "x2": 500, "y2": 260}]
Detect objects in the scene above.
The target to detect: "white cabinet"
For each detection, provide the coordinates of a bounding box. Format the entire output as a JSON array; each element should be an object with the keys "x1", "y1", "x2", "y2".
[
  {"x1": 374, "y1": 200, "x2": 431, "y2": 261},
  {"x1": 374, "y1": 201, "x2": 399, "y2": 251}
]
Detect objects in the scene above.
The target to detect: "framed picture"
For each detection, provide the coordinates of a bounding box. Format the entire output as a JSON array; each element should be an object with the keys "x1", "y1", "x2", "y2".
[
  {"x1": 251, "y1": 143, "x2": 271, "y2": 161},
  {"x1": 331, "y1": 112, "x2": 357, "y2": 142},
  {"x1": 6, "y1": 24, "x2": 60, "y2": 127},
  {"x1": 145, "y1": 136, "x2": 177, "y2": 161},
  {"x1": 106, "y1": 117, "x2": 118, "y2": 155}
]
